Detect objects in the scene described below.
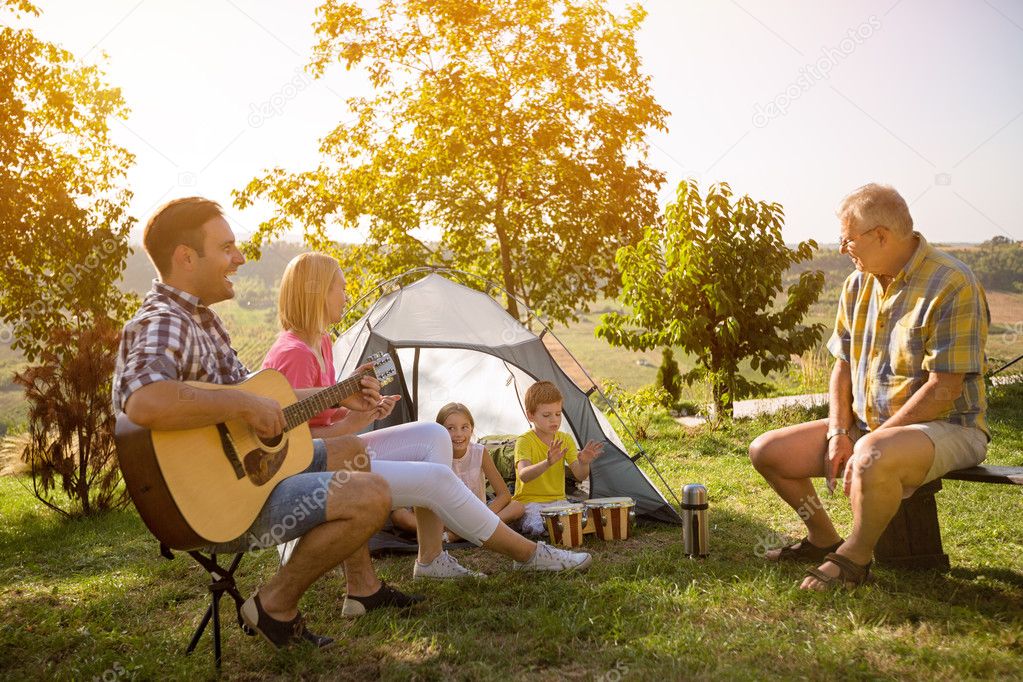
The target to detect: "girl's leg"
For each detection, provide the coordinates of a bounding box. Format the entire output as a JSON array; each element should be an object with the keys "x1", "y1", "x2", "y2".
[
  {"x1": 390, "y1": 508, "x2": 418, "y2": 533},
  {"x1": 497, "y1": 500, "x2": 525, "y2": 525}
]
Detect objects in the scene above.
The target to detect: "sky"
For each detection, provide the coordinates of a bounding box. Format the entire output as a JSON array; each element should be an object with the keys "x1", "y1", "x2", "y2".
[{"x1": 10, "y1": 0, "x2": 1023, "y2": 246}]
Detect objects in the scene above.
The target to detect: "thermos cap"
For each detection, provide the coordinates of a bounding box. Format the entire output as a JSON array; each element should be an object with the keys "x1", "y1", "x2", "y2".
[{"x1": 682, "y1": 483, "x2": 707, "y2": 505}]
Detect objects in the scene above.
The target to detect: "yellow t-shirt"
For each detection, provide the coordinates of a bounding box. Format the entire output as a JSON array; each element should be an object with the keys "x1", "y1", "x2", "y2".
[{"x1": 512, "y1": 430, "x2": 578, "y2": 503}]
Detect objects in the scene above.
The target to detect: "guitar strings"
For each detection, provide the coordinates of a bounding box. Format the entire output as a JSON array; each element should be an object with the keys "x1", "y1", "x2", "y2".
[{"x1": 282, "y1": 372, "x2": 368, "y2": 430}]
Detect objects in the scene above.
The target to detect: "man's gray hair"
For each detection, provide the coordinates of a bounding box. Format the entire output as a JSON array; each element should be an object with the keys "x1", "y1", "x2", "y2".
[{"x1": 836, "y1": 183, "x2": 914, "y2": 237}]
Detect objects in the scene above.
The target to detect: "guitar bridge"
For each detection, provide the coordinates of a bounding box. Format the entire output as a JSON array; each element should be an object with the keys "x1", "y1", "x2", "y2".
[{"x1": 216, "y1": 423, "x2": 246, "y2": 480}]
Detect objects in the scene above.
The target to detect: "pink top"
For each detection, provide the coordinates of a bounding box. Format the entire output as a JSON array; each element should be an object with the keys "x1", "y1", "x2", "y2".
[
  {"x1": 451, "y1": 442, "x2": 486, "y2": 501},
  {"x1": 262, "y1": 331, "x2": 348, "y2": 427}
]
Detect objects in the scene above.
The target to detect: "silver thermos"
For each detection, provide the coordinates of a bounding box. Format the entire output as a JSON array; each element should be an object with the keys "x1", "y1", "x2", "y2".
[{"x1": 682, "y1": 484, "x2": 709, "y2": 557}]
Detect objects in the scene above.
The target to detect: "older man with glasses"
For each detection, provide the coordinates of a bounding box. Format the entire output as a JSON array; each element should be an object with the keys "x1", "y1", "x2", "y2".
[{"x1": 748, "y1": 183, "x2": 990, "y2": 590}]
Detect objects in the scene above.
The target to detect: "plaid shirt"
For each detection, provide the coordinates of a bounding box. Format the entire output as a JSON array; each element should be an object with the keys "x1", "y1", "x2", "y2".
[
  {"x1": 113, "y1": 281, "x2": 249, "y2": 413},
  {"x1": 827, "y1": 233, "x2": 989, "y2": 437}
]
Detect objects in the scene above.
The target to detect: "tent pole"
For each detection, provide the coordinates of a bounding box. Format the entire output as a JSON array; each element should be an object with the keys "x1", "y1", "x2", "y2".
[{"x1": 412, "y1": 347, "x2": 421, "y2": 421}]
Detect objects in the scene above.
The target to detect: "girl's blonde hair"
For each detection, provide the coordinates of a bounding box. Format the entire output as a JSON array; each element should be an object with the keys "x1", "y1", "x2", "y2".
[
  {"x1": 277, "y1": 252, "x2": 342, "y2": 336},
  {"x1": 436, "y1": 402, "x2": 474, "y2": 428}
]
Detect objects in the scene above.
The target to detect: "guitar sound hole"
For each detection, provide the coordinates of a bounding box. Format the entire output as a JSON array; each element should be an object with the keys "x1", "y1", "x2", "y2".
[{"x1": 260, "y1": 433, "x2": 283, "y2": 448}]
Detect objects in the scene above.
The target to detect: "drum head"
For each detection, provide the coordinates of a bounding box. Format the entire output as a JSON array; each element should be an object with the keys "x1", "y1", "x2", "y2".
[
  {"x1": 540, "y1": 502, "x2": 584, "y2": 516},
  {"x1": 586, "y1": 496, "x2": 635, "y2": 508}
]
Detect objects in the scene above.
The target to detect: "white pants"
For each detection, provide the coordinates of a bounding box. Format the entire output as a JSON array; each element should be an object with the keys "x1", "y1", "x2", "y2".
[
  {"x1": 279, "y1": 422, "x2": 500, "y2": 563},
  {"x1": 521, "y1": 500, "x2": 569, "y2": 535}
]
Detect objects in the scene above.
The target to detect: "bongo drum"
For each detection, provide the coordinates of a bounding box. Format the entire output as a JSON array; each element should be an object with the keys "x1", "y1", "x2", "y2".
[
  {"x1": 584, "y1": 497, "x2": 636, "y2": 541},
  {"x1": 540, "y1": 503, "x2": 587, "y2": 548}
]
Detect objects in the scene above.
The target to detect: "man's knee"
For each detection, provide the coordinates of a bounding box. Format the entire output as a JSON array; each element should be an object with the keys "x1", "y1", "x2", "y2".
[
  {"x1": 335, "y1": 471, "x2": 391, "y2": 520},
  {"x1": 850, "y1": 436, "x2": 896, "y2": 485},
  {"x1": 325, "y1": 435, "x2": 371, "y2": 471},
  {"x1": 749, "y1": 431, "x2": 779, "y2": 471}
]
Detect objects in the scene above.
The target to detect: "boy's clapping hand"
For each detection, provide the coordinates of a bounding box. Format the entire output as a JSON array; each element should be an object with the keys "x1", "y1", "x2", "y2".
[
  {"x1": 546, "y1": 438, "x2": 568, "y2": 466},
  {"x1": 577, "y1": 440, "x2": 604, "y2": 465}
]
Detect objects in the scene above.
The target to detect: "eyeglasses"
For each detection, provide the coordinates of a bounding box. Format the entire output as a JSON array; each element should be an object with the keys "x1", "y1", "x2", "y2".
[{"x1": 839, "y1": 225, "x2": 879, "y2": 250}]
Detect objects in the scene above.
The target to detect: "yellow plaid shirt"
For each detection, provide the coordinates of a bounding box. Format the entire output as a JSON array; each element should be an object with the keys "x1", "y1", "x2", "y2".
[{"x1": 827, "y1": 233, "x2": 989, "y2": 437}]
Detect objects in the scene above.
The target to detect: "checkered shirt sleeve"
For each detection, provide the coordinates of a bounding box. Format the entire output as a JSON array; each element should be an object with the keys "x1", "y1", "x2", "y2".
[{"x1": 113, "y1": 310, "x2": 191, "y2": 413}]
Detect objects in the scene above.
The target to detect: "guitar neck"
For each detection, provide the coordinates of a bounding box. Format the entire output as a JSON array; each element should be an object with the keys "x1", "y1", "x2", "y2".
[{"x1": 282, "y1": 371, "x2": 370, "y2": 430}]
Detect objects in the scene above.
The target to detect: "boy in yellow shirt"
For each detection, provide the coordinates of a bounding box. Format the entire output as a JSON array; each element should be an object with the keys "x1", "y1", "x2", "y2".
[{"x1": 513, "y1": 381, "x2": 604, "y2": 535}]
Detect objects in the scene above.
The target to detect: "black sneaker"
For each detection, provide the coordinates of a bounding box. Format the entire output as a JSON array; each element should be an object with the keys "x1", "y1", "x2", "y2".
[
  {"x1": 341, "y1": 581, "x2": 425, "y2": 617},
  {"x1": 240, "y1": 592, "x2": 334, "y2": 649}
]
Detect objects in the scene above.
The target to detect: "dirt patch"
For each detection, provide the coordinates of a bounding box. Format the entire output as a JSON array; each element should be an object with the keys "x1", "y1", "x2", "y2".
[
  {"x1": 987, "y1": 290, "x2": 1023, "y2": 326},
  {"x1": 542, "y1": 333, "x2": 596, "y2": 390}
]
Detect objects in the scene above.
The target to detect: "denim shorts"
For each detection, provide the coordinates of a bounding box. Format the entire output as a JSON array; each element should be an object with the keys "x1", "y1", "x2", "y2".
[{"x1": 206, "y1": 439, "x2": 333, "y2": 554}]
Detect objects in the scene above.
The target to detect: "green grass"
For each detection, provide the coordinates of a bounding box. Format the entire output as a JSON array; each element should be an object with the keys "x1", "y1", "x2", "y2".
[{"x1": 2, "y1": 388, "x2": 1021, "y2": 680}]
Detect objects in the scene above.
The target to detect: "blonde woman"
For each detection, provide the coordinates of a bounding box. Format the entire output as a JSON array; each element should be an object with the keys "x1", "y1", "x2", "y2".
[{"x1": 263, "y1": 253, "x2": 593, "y2": 610}]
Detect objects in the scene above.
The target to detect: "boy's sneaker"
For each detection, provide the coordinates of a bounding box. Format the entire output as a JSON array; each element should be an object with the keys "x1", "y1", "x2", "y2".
[
  {"x1": 512, "y1": 541, "x2": 592, "y2": 573},
  {"x1": 413, "y1": 550, "x2": 486, "y2": 580},
  {"x1": 341, "y1": 581, "x2": 424, "y2": 618}
]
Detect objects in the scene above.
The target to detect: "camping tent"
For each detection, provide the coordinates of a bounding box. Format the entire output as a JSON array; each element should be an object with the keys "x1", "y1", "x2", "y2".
[{"x1": 333, "y1": 270, "x2": 682, "y2": 525}]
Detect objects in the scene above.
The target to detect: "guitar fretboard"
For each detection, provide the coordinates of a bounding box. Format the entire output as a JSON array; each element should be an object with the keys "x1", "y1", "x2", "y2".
[{"x1": 282, "y1": 371, "x2": 371, "y2": 430}]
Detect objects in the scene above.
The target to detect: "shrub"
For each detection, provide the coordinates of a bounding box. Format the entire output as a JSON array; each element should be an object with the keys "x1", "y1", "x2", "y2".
[
  {"x1": 14, "y1": 319, "x2": 128, "y2": 517},
  {"x1": 656, "y1": 347, "x2": 682, "y2": 405},
  {"x1": 597, "y1": 379, "x2": 669, "y2": 440}
]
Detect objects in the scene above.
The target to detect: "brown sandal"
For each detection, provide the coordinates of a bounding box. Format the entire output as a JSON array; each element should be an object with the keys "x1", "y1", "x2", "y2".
[
  {"x1": 769, "y1": 536, "x2": 843, "y2": 563},
  {"x1": 804, "y1": 552, "x2": 872, "y2": 589}
]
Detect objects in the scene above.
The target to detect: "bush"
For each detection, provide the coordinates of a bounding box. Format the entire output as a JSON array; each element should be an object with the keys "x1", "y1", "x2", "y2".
[
  {"x1": 656, "y1": 347, "x2": 682, "y2": 405},
  {"x1": 597, "y1": 379, "x2": 669, "y2": 440},
  {"x1": 14, "y1": 318, "x2": 128, "y2": 517}
]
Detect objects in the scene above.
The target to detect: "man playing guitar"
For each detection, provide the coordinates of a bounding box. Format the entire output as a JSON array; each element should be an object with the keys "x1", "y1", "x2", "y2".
[{"x1": 113, "y1": 197, "x2": 419, "y2": 649}]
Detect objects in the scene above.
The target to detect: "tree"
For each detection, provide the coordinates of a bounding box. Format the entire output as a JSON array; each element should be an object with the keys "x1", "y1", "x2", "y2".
[
  {"x1": 948, "y1": 242, "x2": 1023, "y2": 293},
  {"x1": 1, "y1": 0, "x2": 137, "y2": 361},
  {"x1": 596, "y1": 179, "x2": 825, "y2": 417},
  {"x1": 234, "y1": 0, "x2": 667, "y2": 324},
  {"x1": 1, "y1": 1, "x2": 137, "y2": 514}
]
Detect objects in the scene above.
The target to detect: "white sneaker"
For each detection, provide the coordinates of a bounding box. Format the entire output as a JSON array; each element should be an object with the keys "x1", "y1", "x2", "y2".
[
  {"x1": 512, "y1": 541, "x2": 592, "y2": 573},
  {"x1": 413, "y1": 550, "x2": 486, "y2": 580}
]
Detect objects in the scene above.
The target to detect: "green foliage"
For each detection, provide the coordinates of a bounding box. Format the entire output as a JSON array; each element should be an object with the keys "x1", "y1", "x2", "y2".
[
  {"x1": 597, "y1": 379, "x2": 668, "y2": 440},
  {"x1": 1, "y1": 2, "x2": 136, "y2": 516},
  {"x1": 234, "y1": 0, "x2": 667, "y2": 325},
  {"x1": 0, "y1": 1, "x2": 137, "y2": 362},
  {"x1": 597, "y1": 179, "x2": 825, "y2": 417},
  {"x1": 14, "y1": 319, "x2": 128, "y2": 516},
  {"x1": 947, "y1": 242, "x2": 1023, "y2": 293},
  {"x1": 655, "y1": 347, "x2": 682, "y2": 404}
]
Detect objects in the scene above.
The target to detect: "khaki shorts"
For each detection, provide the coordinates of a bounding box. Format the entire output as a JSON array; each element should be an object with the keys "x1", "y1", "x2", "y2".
[{"x1": 848, "y1": 420, "x2": 988, "y2": 497}]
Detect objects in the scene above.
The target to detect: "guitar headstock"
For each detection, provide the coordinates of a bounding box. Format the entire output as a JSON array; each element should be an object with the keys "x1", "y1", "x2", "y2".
[{"x1": 366, "y1": 352, "x2": 396, "y2": 388}]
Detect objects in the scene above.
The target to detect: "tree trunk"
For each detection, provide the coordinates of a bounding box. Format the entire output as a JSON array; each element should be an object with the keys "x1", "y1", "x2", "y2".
[
  {"x1": 492, "y1": 191, "x2": 520, "y2": 321},
  {"x1": 708, "y1": 353, "x2": 734, "y2": 419}
]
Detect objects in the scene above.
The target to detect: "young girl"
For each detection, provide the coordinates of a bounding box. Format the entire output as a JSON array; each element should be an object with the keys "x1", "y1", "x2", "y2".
[
  {"x1": 441, "y1": 403, "x2": 524, "y2": 529},
  {"x1": 393, "y1": 403, "x2": 524, "y2": 539},
  {"x1": 265, "y1": 252, "x2": 593, "y2": 594}
]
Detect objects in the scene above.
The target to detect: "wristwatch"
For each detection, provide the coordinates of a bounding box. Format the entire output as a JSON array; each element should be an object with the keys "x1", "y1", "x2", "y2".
[{"x1": 826, "y1": 427, "x2": 850, "y2": 442}]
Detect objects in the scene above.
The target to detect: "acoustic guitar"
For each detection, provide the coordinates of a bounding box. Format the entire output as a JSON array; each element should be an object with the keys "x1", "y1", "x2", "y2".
[{"x1": 115, "y1": 353, "x2": 396, "y2": 550}]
